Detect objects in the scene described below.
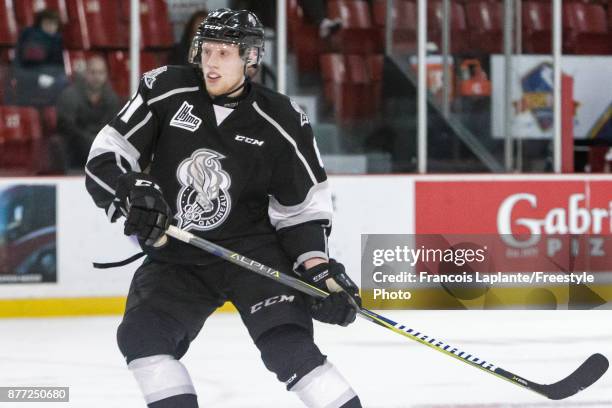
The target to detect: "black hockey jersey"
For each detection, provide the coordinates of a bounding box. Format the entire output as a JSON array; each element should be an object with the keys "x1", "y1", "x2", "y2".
[{"x1": 85, "y1": 65, "x2": 331, "y2": 267}]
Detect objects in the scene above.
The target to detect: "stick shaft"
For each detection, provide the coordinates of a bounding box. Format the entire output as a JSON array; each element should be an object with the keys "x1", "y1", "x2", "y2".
[{"x1": 163, "y1": 226, "x2": 575, "y2": 399}]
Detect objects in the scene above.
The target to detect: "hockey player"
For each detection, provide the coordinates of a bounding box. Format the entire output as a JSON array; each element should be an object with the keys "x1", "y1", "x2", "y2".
[{"x1": 85, "y1": 9, "x2": 362, "y2": 408}]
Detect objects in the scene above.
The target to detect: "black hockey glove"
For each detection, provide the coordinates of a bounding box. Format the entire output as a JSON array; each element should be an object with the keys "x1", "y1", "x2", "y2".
[
  {"x1": 301, "y1": 259, "x2": 362, "y2": 326},
  {"x1": 114, "y1": 172, "x2": 171, "y2": 246}
]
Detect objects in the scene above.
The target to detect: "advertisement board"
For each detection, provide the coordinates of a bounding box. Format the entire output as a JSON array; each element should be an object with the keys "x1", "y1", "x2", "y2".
[
  {"x1": 491, "y1": 55, "x2": 612, "y2": 139},
  {"x1": 0, "y1": 184, "x2": 57, "y2": 283},
  {"x1": 407, "y1": 177, "x2": 612, "y2": 309}
]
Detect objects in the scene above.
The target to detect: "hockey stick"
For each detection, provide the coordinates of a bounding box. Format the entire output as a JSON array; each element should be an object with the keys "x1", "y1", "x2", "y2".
[{"x1": 164, "y1": 225, "x2": 609, "y2": 400}]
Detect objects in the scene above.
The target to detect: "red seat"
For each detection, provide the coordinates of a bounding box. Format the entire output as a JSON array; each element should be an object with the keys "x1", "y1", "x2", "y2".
[
  {"x1": 465, "y1": 1, "x2": 503, "y2": 54},
  {"x1": 0, "y1": 48, "x2": 15, "y2": 64},
  {"x1": 372, "y1": 0, "x2": 417, "y2": 53},
  {"x1": 320, "y1": 54, "x2": 372, "y2": 123},
  {"x1": 0, "y1": 0, "x2": 18, "y2": 46},
  {"x1": 0, "y1": 106, "x2": 43, "y2": 173},
  {"x1": 367, "y1": 54, "x2": 384, "y2": 114},
  {"x1": 41, "y1": 106, "x2": 57, "y2": 135},
  {"x1": 119, "y1": 0, "x2": 174, "y2": 48},
  {"x1": 63, "y1": 0, "x2": 128, "y2": 50},
  {"x1": 106, "y1": 51, "x2": 161, "y2": 99},
  {"x1": 0, "y1": 64, "x2": 7, "y2": 104},
  {"x1": 287, "y1": 0, "x2": 323, "y2": 74},
  {"x1": 522, "y1": 1, "x2": 551, "y2": 53},
  {"x1": 427, "y1": 1, "x2": 470, "y2": 54},
  {"x1": 328, "y1": 0, "x2": 379, "y2": 54},
  {"x1": 563, "y1": 2, "x2": 611, "y2": 55},
  {"x1": 14, "y1": 0, "x2": 69, "y2": 29}
]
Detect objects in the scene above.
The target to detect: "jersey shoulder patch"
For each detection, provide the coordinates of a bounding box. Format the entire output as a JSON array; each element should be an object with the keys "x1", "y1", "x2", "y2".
[
  {"x1": 290, "y1": 99, "x2": 310, "y2": 127},
  {"x1": 143, "y1": 66, "x2": 168, "y2": 89}
]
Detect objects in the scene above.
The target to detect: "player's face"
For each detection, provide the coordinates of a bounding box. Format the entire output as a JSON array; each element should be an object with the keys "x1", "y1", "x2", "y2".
[{"x1": 201, "y1": 42, "x2": 245, "y2": 97}]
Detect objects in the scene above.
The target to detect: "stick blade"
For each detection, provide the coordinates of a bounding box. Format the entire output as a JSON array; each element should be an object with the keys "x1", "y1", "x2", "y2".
[{"x1": 540, "y1": 353, "x2": 609, "y2": 400}]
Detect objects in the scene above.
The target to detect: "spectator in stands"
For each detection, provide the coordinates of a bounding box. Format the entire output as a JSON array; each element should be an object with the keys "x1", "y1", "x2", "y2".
[
  {"x1": 56, "y1": 56, "x2": 120, "y2": 170},
  {"x1": 168, "y1": 9, "x2": 209, "y2": 65},
  {"x1": 12, "y1": 9, "x2": 68, "y2": 106}
]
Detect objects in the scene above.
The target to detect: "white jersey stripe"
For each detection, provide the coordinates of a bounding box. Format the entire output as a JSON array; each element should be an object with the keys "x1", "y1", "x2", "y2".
[
  {"x1": 147, "y1": 86, "x2": 200, "y2": 105},
  {"x1": 88, "y1": 125, "x2": 142, "y2": 172},
  {"x1": 120, "y1": 93, "x2": 144, "y2": 123},
  {"x1": 106, "y1": 203, "x2": 117, "y2": 221},
  {"x1": 252, "y1": 101, "x2": 317, "y2": 185},
  {"x1": 125, "y1": 112, "x2": 152, "y2": 140},
  {"x1": 268, "y1": 181, "x2": 332, "y2": 230},
  {"x1": 115, "y1": 153, "x2": 127, "y2": 173},
  {"x1": 85, "y1": 166, "x2": 115, "y2": 195}
]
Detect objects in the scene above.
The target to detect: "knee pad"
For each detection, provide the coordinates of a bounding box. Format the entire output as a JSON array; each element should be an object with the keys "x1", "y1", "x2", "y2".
[
  {"x1": 128, "y1": 354, "x2": 196, "y2": 405},
  {"x1": 255, "y1": 325, "x2": 326, "y2": 390},
  {"x1": 292, "y1": 360, "x2": 359, "y2": 408},
  {"x1": 117, "y1": 309, "x2": 189, "y2": 363}
]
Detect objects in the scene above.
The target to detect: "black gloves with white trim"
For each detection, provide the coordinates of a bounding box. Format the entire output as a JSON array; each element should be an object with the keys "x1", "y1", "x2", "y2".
[
  {"x1": 300, "y1": 259, "x2": 362, "y2": 326},
  {"x1": 114, "y1": 172, "x2": 172, "y2": 246}
]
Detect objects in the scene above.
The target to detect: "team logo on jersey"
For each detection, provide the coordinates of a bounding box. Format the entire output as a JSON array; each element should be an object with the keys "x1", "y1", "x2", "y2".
[
  {"x1": 143, "y1": 66, "x2": 167, "y2": 89},
  {"x1": 290, "y1": 99, "x2": 310, "y2": 127},
  {"x1": 175, "y1": 149, "x2": 232, "y2": 231},
  {"x1": 170, "y1": 101, "x2": 202, "y2": 132}
]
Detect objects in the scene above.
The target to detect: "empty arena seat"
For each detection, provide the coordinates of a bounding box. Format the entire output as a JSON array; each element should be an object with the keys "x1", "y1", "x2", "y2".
[
  {"x1": 0, "y1": 0, "x2": 18, "y2": 46},
  {"x1": 465, "y1": 1, "x2": 503, "y2": 54},
  {"x1": 367, "y1": 54, "x2": 384, "y2": 113},
  {"x1": 287, "y1": 0, "x2": 322, "y2": 74},
  {"x1": 563, "y1": 2, "x2": 611, "y2": 55},
  {"x1": 0, "y1": 106, "x2": 43, "y2": 172},
  {"x1": 427, "y1": 0, "x2": 470, "y2": 54},
  {"x1": 41, "y1": 106, "x2": 58, "y2": 135},
  {"x1": 106, "y1": 51, "x2": 161, "y2": 99},
  {"x1": 0, "y1": 64, "x2": 7, "y2": 104},
  {"x1": 63, "y1": 0, "x2": 128, "y2": 49},
  {"x1": 372, "y1": 0, "x2": 417, "y2": 53},
  {"x1": 119, "y1": 0, "x2": 174, "y2": 48},
  {"x1": 320, "y1": 53, "x2": 372, "y2": 123},
  {"x1": 522, "y1": 1, "x2": 552, "y2": 53},
  {"x1": 14, "y1": 0, "x2": 69, "y2": 29},
  {"x1": 0, "y1": 48, "x2": 15, "y2": 64},
  {"x1": 328, "y1": 0, "x2": 378, "y2": 54}
]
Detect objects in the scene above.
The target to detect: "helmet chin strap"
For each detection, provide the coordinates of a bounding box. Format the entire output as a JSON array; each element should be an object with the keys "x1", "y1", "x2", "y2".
[{"x1": 211, "y1": 76, "x2": 247, "y2": 100}]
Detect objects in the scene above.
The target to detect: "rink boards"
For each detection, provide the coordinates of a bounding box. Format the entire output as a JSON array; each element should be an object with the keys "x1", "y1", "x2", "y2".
[{"x1": 2, "y1": 174, "x2": 612, "y2": 316}]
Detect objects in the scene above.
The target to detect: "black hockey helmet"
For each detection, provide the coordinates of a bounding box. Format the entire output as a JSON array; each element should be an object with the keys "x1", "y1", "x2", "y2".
[{"x1": 189, "y1": 8, "x2": 265, "y2": 68}]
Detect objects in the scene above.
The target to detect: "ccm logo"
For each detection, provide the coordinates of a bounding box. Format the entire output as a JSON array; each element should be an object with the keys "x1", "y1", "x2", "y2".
[
  {"x1": 250, "y1": 294, "x2": 295, "y2": 314},
  {"x1": 135, "y1": 179, "x2": 161, "y2": 190},
  {"x1": 235, "y1": 135, "x2": 264, "y2": 146}
]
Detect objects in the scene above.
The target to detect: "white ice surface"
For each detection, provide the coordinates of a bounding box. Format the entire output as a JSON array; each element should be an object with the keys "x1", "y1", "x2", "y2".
[{"x1": 1, "y1": 310, "x2": 611, "y2": 408}]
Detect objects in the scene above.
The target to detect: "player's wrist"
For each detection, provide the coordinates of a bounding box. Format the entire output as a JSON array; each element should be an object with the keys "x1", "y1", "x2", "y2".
[
  {"x1": 114, "y1": 172, "x2": 172, "y2": 246},
  {"x1": 115, "y1": 172, "x2": 163, "y2": 206},
  {"x1": 303, "y1": 257, "x2": 327, "y2": 270}
]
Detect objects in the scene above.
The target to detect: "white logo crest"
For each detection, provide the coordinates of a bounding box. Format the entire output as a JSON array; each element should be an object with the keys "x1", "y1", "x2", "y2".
[
  {"x1": 290, "y1": 99, "x2": 310, "y2": 127},
  {"x1": 170, "y1": 101, "x2": 202, "y2": 132},
  {"x1": 175, "y1": 149, "x2": 232, "y2": 231},
  {"x1": 143, "y1": 66, "x2": 167, "y2": 89}
]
